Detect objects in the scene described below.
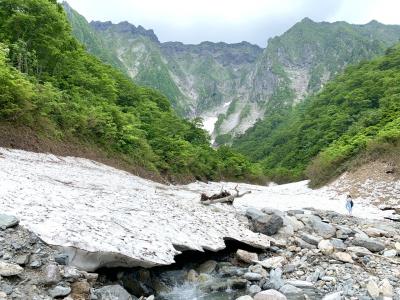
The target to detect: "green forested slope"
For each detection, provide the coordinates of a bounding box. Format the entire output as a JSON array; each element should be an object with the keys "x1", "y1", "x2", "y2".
[
  {"x1": 0, "y1": 0, "x2": 261, "y2": 182},
  {"x1": 233, "y1": 44, "x2": 400, "y2": 185}
]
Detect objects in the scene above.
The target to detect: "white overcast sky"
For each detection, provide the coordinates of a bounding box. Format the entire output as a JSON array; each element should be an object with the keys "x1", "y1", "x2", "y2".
[{"x1": 64, "y1": 0, "x2": 400, "y2": 47}]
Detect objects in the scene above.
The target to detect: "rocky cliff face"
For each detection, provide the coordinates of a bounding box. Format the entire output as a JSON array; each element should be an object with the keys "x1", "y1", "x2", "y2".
[{"x1": 63, "y1": 2, "x2": 400, "y2": 143}]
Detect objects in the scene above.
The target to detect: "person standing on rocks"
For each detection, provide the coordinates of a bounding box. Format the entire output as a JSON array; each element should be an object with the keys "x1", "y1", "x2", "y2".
[{"x1": 345, "y1": 194, "x2": 354, "y2": 215}]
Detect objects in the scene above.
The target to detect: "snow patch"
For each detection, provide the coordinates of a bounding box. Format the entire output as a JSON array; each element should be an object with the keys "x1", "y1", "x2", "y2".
[
  {"x1": 201, "y1": 116, "x2": 218, "y2": 135},
  {"x1": 0, "y1": 148, "x2": 271, "y2": 271},
  {"x1": 0, "y1": 148, "x2": 392, "y2": 271}
]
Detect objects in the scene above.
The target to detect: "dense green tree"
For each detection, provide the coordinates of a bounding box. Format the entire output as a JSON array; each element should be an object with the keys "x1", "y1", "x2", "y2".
[
  {"x1": 233, "y1": 44, "x2": 400, "y2": 185},
  {"x1": 0, "y1": 0, "x2": 262, "y2": 182}
]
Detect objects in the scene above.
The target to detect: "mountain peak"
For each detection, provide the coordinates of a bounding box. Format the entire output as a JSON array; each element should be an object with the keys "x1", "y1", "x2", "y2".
[
  {"x1": 300, "y1": 17, "x2": 315, "y2": 24},
  {"x1": 90, "y1": 20, "x2": 159, "y2": 43}
]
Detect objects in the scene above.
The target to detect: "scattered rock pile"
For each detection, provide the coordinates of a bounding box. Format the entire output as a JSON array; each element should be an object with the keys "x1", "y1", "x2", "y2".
[
  {"x1": 225, "y1": 207, "x2": 400, "y2": 299},
  {"x1": 1, "y1": 206, "x2": 400, "y2": 300},
  {"x1": 0, "y1": 214, "x2": 139, "y2": 300}
]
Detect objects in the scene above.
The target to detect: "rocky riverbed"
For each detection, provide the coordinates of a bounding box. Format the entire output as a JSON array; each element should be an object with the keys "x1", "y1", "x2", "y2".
[{"x1": 1, "y1": 205, "x2": 399, "y2": 299}]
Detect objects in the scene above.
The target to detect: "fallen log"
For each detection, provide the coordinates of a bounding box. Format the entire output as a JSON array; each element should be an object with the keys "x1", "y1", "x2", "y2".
[{"x1": 201, "y1": 185, "x2": 251, "y2": 205}]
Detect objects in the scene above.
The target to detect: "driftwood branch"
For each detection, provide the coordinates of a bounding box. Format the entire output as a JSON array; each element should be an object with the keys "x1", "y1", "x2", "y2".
[{"x1": 200, "y1": 185, "x2": 251, "y2": 205}]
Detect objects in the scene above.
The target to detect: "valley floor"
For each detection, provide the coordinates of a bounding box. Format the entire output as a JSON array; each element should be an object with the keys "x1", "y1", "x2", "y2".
[
  {"x1": 0, "y1": 147, "x2": 398, "y2": 268},
  {"x1": 0, "y1": 147, "x2": 399, "y2": 299}
]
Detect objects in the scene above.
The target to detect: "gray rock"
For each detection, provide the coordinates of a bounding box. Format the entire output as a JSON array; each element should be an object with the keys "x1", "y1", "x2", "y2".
[
  {"x1": 346, "y1": 246, "x2": 372, "y2": 256},
  {"x1": 249, "y1": 284, "x2": 262, "y2": 295},
  {"x1": 249, "y1": 264, "x2": 267, "y2": 278},
  {"x1": 252, "y1": 214, "x2": 284, "y2": 236},
  {"x1": 0, "y1": 214, "x2": 19, "y2": 230},
  {"x1": 244, "y1": 272, "x2": 263, "y2": 281},
  {"x1": 320, "y1": 276, "x2": 336, "y2": 282},
  {"x1": 300, "y1": 234, "x2": 322, "y2": 246},
  {"x1": 308, "y1": 268, "x2": 323, "y2": 283},
  {"x1": 14, "y1": 254, "x2": 30, "y2": 266},
  {"x1": 254, "y1": 289, "x2": 287, "y2": 300},
  {"x1": 366, "y1": 278, "x2": 379, "y2": 299},
  {"x1": 310, "y1": 220, "x2": 336, "y2": 239},
  {"x1": 29, "y1": 255, "x2": 42, "y2": 268},
  {"x1": 283, "y1": 216, "x2": 304, "y2": 232},
  {"x1": 297, "y1": 215, "x2": 321, "y2": 225},
  {"x1": 330, "y1": 238, "x2": 347, "y2": 251},
  {"x1": 95, "y1": 285, "x2": 132, "y2": 300},
  {"x1": 318, "y1": 239, "x2": 334, "y2": 255},
  {"x1": 269, "y1": 268, "x2": 284, "y2": 290},
  {"x1": 246, "y1": 208, "x2": 266, "y2": 220},
  {"x1": 258, "y1": 257, "x2": 285, "y2": 269},
  {"x1": 322, "y1": 291, "x2": 343, "y2": 300},
  {"x1": 379, "y1": 278, "x2": 393, "y2": 298},
  {"x1": 283, "y1": 264, "x2": 295, "y2": 274},
  {"x1": 44, "y1": 264, "x2": 61, "y2": 284},
  {"x1": 63, "y1": 266, "x2": 82, "y2": 280},
  {"x1": 55, "y1": 253, "x2": 69, "y2": 265},
  {"x1": 352, "y1": 237, "x2": 385, "y2": 252},
  {"x1": 336, "y1": 225, "x2": 352, "y2": 235},
  {"x1": 0, "y1": 261, "x2": 23, "y2": 276},
  {"x1": 287, "y1": 210, "x2": 304, "y2": 216},
  {"x1": 262, "y1": 208, "x2": 284, "y2": 217},
  {"x1": 279, "y1": 284, "x2": 302, "y2": 294},
  {"x1": 1, "y1": 283, "x2": 13, "y2": 295},
  {"x1": 48, "y1": 285, "x2": 71, "y2": 298},
  {"x1": 383, "y1": 249, "x2": 397, "y2": 257},
  {"x1": 295, "y1": 237, "x2": 316, "y2": 250},
  {"x1": 236, "y1": 249, "x2": 258, "y2": 263}
]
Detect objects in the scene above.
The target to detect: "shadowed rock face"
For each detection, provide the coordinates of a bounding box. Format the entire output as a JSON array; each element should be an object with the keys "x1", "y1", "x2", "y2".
[{"x1": 0, "y1": 148, "x2": 271, "y2": 271}]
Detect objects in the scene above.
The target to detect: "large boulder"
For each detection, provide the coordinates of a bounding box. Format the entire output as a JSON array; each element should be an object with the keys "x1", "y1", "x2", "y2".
[
  {"x1": 352, "y1": 237, "x2": 385, "y2": 253},
  {"x1": 252, "y1": 214, "x2": 284, "y2": 236},
  {"x1": 95, "y1": 285, "x2": 133, "y2": 300},
  {"x1": 254, "y1": 289, "x2": 287, "y2": 300},
  {"x1": 0, "y1": 214, "x2": 19, "y2": 229}
]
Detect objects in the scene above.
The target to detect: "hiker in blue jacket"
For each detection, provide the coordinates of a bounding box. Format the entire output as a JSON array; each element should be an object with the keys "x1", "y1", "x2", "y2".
[{"x1": 345, "y1": 194, "x2": 354, "y2": 215}]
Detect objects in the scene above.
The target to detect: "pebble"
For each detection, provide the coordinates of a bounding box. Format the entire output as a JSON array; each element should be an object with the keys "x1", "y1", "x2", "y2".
[
  {"x1": 48, "y1": 286, "x2": 71, "y2": 298},
  {"x1": 243, "y1": 272, "x2": 263, "y2": 281}
]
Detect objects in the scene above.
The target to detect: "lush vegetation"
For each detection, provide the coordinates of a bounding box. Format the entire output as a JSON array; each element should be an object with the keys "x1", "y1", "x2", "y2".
[
  {"x1": 233, "y1": 44, "x2": 400, "y2": 185},
  {"x1": 0, "y1": 0, "x2": 263, "y2": 182}
]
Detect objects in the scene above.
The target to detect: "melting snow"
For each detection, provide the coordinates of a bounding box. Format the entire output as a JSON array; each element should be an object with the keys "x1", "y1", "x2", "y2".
[{"x1": 0, "y1": 148, "x2": 393, "y2": 270}]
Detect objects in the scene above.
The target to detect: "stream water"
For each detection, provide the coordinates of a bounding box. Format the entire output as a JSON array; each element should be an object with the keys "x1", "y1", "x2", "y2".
[{"x1": 99, "y1": 240, "x2": 258, "y2": 299}]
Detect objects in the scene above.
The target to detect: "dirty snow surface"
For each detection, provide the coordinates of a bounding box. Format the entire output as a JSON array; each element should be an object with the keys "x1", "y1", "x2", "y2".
[
  {"x1": 0, "y1": 148, "x2": 271, "y2": 271},
  {"x1": 0, "y1": 148, "x2": 393, "y2": 271}
]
